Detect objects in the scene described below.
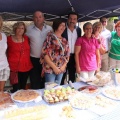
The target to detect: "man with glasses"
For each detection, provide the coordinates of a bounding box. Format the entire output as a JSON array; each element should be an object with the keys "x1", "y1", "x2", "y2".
[{"x1": 100, "y1": 17, "x2": 111, "y2": 71}]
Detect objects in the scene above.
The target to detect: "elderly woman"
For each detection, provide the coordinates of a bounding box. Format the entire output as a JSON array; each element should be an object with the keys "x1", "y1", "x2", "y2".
[
  {"x1": 109, "y1": 20, "x2": 120, "y2": 68},
  {"x1": 75, "y1": 22, "x2": 100, "y2": 79},
  {"x1": 0, "y1": 16, "x2": 10, "y2": 92},
  {"x1": 7, "y1": 22, "x2": 33, "y2": 92},
  {"x1": 40, "y1": 19, "x2": 70, "y2": 85},
  {"x1": 93, "y1": 22, "x2": 106, "y2": 69}
]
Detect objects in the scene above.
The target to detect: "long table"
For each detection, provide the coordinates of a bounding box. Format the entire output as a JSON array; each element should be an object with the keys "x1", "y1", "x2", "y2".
[{"x1": 4, "y1": 82, "x2": 120, "y2": 120}]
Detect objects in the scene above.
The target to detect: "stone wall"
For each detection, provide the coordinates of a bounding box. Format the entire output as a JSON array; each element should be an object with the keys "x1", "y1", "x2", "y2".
[
  {"x1": 79, "y1": 19, "x2": 114, "y2": 36},
  {"x1": 2, "y1": 19, "x2": 114, "y2": 36}
]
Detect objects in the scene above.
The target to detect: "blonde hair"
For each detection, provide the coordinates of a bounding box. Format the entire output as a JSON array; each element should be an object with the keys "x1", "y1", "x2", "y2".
[
  {"x1": 13, "y1": 22, "x2": 26, "y2": 35},
  {"x1": 93, "y1": 22, "x2": 103, "y2": 33},
  {"x1": 0, "y1": 16, "x2": 3, "y2": 30}
]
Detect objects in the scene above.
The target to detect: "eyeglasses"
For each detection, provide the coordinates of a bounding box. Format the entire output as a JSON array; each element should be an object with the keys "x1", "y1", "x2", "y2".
[{"x1": 95, "y1": 26, "x2": 101, "y2": 29}]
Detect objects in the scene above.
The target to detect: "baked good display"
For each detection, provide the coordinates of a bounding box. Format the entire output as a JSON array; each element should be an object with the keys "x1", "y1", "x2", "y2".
[
  {"x1": 95, "y1": 95, "x2": 116, "y2": 108},
  {"x1": 43, "y1": 87, "x2": 78, "y2": 104},
  {"x1": 87, "y1": 71, "x2": 111, "y2": 86},
  {"x1": 69, "y1": 93, "x2": 95, "y2": 109},
  {"x1": 5, "y1": 105, "x2": 49, "y2": 120},
  {"x1": 78, "y1": 85, "x2": 99, "y2": 94},
  {"x1": 45, "y1": 82, "x2": 59, "y2": 89},
  {"x1": 102, "y1": 87, "x2": 120, "y2": 100},
  {"x1": 0, "y1": 92, "x2": 15, "y2": 109},
  {"x1": 11, "y1": 90, "x2": 40, "y2": 102},
  {"x1": 0, "y1": 92, "x2": 10, "y2": 98},
  {"x1": 60, "y1": 105, "x2": 76, "y2": 119}
]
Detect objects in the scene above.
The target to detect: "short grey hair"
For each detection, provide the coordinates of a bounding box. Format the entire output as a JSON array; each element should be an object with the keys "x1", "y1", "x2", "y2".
[{"x1": 33, "y1": 11, "x2": 44, "y2": 18}]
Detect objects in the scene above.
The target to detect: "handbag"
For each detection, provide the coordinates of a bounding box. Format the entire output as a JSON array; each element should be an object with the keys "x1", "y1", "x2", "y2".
[
  {"x1": 9, "y1": 38, "x2": 23, "y2": 85},
  {"x1": 9, "y1": 71, "x2": 18, "y2": 85}
]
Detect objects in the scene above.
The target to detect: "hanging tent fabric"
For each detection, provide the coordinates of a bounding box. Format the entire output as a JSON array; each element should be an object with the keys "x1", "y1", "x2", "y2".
[{"x1": 0, "y1": 0, "x2": 120, "y2": 21}]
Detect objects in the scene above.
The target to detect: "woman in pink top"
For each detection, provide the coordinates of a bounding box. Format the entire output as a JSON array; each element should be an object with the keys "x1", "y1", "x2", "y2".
[
  {"x1": 75, "y1": 22, "x2": 100, "y2": 79},
  {"x1": 93, "y1": 22, "x2": 106, "y2": 69}
]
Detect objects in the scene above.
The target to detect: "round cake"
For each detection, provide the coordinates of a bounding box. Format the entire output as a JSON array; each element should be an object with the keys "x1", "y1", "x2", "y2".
[{"x1": 13, "y1": 90, "x2": 39, "y2": 102}]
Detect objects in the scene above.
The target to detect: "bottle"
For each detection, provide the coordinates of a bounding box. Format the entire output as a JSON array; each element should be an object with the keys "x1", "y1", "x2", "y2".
[{"x1": 69, "y1": 80, "x2": 74, "y2": 89}]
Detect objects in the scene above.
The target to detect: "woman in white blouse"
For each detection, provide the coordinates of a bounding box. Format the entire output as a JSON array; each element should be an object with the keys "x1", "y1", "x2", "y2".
[{"x1": 0, "y1": 16, "x2": 10, "y2": 92}]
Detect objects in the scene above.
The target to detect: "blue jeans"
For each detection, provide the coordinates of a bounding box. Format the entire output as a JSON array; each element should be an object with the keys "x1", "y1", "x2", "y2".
[{"x1": 45, "y1": 73, "x2": 63, "y2": 85}]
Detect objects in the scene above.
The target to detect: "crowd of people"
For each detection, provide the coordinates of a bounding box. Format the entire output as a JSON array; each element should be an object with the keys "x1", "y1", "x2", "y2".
[{"x1": 0, "y1": 10, "x2": 120, "y2": 92}]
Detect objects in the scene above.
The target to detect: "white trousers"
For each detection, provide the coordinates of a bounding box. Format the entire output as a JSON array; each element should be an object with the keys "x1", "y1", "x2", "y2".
[{"x1": 80, "y1": 70, "x2": 95, "y2": 79}]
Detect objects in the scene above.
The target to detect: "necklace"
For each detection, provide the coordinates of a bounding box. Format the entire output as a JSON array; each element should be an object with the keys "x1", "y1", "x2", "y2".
[{"x1": 14, "y1": 36, "x2": 23, "y2": 43}]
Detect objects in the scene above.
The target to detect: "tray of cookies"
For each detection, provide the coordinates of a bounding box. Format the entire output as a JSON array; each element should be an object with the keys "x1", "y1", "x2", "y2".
[{"x1": 43, "y1": 87, "x2": 78, "y2": 104}]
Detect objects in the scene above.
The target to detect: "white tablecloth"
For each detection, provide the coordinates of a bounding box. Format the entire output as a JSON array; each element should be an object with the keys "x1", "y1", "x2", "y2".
[{"x1": 8, "y1": 82, "x2": 120, "y2": 120}]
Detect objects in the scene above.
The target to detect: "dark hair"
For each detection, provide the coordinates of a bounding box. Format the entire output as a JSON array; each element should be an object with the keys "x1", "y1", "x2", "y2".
[
  {"x1": 83, "y1": 22, "x2": 92, "y2": 30},
  {"x1": 100, "y1": 17, "x2": 108, "y2": 22},
  {"x1": 68, "y1": 11, "x2": 78, "y2": 19},
  {"x1": 52, "y1": 19, "x2": 66, "y2": 32}
]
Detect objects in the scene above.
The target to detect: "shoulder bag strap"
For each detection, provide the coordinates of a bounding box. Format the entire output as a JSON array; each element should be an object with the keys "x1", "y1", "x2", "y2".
[{"x1": 53, "y1": 34, "x2": 64, "y2": 55}]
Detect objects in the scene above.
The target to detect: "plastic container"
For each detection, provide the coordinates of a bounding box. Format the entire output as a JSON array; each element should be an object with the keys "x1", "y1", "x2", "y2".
[
  {"x1": 110, "y1": 68, "x2": 120, "y2": 86},
  {"x1": 45, "y1": 82, "x2": 59, "y2": 89}
]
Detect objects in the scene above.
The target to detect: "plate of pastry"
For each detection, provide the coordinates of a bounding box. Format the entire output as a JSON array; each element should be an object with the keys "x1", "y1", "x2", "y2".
[
  {"x1": 102, "y1": 86, "x2": 120, "y2": 100},
  {"x1": 0, "y1": 92, "x2": 16, "y2": 110},
  {"x1": 78, "y1": 85, "x2": 100, "y2": 95},
  {"x1": 69, "y1": 93, "x2": 95, "y2": 110},
  {"x1": 11, "y1": 90, "x2": 41, "y2": 103},
  {"x1": 86, "y1": 71, "x2": 111, "y2": 87}
]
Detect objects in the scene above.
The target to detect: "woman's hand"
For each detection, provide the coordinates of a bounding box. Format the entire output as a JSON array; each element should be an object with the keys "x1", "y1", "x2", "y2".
[
  {"x1": 99, "y1": 45, "x2": 106, "y2": 55},
  {"x1": 53, "y1": 66, "x2": 61, "y2": 75},
  {"x1": 76, "y1": 66, "x2": 81, "y2": 74},
  {"x1": 92, "y1": 34, "x2": 95, "y2": 38},
  {"x1": 97, "y1": 39, "x2": 101, "y2": 44},
  {"x1": 60, "y1": 65, "x2": 66, "y2": 73},
  {"x1": 95, "y1": 67, "x2": 100, "y2": 74},
  {"x1": 92, "y1": 34, "x2": 101, "y2": 44}
]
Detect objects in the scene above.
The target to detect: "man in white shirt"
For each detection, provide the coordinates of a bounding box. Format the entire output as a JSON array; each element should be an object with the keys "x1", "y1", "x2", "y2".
[
  {"x1": 61, "y1": 12, "x2": 81, "y2": 84},
  {"x1": 100, "y1": 17, "x2": 111, "y2": 71},
  {"x1": 26, "y1": 11, "x2": 52, "y2": 89}
]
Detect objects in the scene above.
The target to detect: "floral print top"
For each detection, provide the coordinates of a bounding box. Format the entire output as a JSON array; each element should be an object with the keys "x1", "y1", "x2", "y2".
[{"x1": 40, "y1": 32, "x2": 70, "y2": 74}]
